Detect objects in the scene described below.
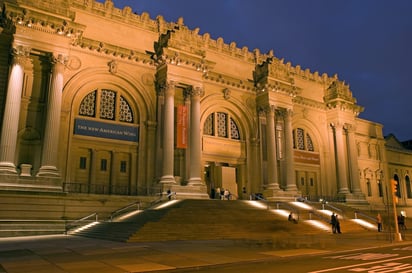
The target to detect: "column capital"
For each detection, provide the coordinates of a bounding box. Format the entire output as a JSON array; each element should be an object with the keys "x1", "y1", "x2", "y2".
[
  {"x1": 10, "y1": 46, "x2": 30, "y2": 66},
  {"x1": 157, "y1": 80, "x2": 176, "y2": 96},
  {"x1": 343, "y1": 123, "x2": 356, "y2": 132},
  {"x1": 191, "y1": 86, "x2": 204, "y2": 98},
  {"x1": 329, "y1": 121, "x2": 345, "y2": 130}
]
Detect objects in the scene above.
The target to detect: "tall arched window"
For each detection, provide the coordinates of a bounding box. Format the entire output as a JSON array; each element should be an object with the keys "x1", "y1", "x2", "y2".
[
  {"x1": 394, "y1": 174, "x2": 401, "y2": 198},
  {"x1": 292, "y1": 128, "x2": 315, "y2": 151},
  {"x1": 203, "y1": 112, "x2": 240, "y2": 140},
  {"x1": 79, "y1": 89, "x2": 135, "y2": 123},
  {"x1": 406, "y1": 175, "x2": 412, "y2": 199}
]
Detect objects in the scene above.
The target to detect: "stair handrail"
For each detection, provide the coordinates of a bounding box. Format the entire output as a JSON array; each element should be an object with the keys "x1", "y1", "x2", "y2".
[
  {"x1": 110, "y1": 201, "x2": 141, "y2": 221},
  {"x1": 275, "y1": 201, "x2": 300, "y2": 221},
  {"x1": 308, "y1": 209, "x2": 330, "y2": 224},
  {"x1": 254, "y1": 194, "x2": 270, "y2": 209},
  {"x1": 354, "y1": 210, "x2": 377, "y2": 223},
  {"x1": 65, "y1": 212, "x2": 98, "y2": 233},
  {"x1": 321, "y1": 202, "x2": 343, "y2": 217}
]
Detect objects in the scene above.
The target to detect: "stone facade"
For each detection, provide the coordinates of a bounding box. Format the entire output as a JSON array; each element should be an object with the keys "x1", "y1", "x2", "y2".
[{"x1": 0, "y1": 0, "x2": 411, "y2": 211}]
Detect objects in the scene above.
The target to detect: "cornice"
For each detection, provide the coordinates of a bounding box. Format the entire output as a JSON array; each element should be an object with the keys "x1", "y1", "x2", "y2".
[
  {"x1": 203, "y1": 71, "x2": 255, "y2": 92},
  {"x1": 1, "y1": 2, "x2": 85, "y2": 40},
  {"x1": 292, "y1": 96, "x2": 327, "y2": 111},
  {"x1": 73, "y1": 37, "x2": 154, "y2": 65}
]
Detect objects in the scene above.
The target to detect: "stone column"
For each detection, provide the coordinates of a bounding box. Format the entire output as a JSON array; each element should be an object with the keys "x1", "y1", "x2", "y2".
[
  {"x1": 265, "y1": 105, "x2": 280, "y2": 190},
  {"x1": 0, "y1": 46, "x2": 30, "y2": 174},
  {"x1": 89, "y1": 149, "x2": 97, "y2": 193},
  {"x1": 37, "y1": 54, "x2": 65, "y2": 177},
  {"x1": 332, "y1": 123, "x2": 350, "y2": 194},
  {"x1": 160, "y1": 81, "x2": 176, "y2": 184},
  {"x1": 110, "y1": 151, "x2": 117, "y2": 194},
  {"x1": 346, "y1": 124, "x2": 362, "y2": 194},
  {"x1": 284, "y1": 109, "x2": 297, "y2": 191},
  {"x1": 188, "y1": 86, "x2": 204, "y2": 186}
]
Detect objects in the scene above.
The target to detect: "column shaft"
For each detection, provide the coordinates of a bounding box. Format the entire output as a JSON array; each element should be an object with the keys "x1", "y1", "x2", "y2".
[
  {"x1": 0, "y1": 50, "x2": 28, "y2": 174},
  {"x1": 347, "y1": 125, "x2": 362, "y2": 194},
  {"x1": 160, "y1": 82, "x2": 176, "y2": 184},
  {"x1": 265, "y1": 106, "x2": 279, "y2": 190},
  {"x1": 37, "y1": 55, "x2": 65, "y2": 177},
  {"x1": 188, "y1": 87, "x2": 203, "y2": 186},
  {"x1": 284, "y1": 109, "x2": 297, "y2": 191},
  {"x1": 334, "y1": 124, "x2": 349, "y2": 194}
]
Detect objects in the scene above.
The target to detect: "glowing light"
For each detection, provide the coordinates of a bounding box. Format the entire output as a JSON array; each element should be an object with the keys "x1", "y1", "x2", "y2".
[
  {"x1": 351, "y1": 219, "x2": 376, "y2": 230},
  {"x1": 153, "y1": 199, "x2": 181, "y2": 210},
  {"x1": 290, "y1": 201, "x2": 313, "y2": 210},
  {"x1": 114, "y1": 210, "x2": 142, "y2": 221},
  {"x1": 305, "y1": 220, "x2": 331, "y2": 231},
  {"x1": 270, "y1": 209, "x2": 290, "y2": 218},
  {"x1": 245, "y1": 200, "x2": 268, "y2": 209},
  {"x1": 69, "y1": 221, "x2": 99, "y2": 234}
]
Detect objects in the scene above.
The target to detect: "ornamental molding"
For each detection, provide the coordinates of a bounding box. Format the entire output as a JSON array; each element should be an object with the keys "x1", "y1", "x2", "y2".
[{"x1": 204, "y1": 71, "x2": 254, "y2": 92}]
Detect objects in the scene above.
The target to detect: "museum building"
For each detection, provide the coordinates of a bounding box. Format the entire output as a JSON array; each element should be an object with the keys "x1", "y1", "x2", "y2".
[{"x1": 1, "y1": 0, "x2": 412, "y2": 214}]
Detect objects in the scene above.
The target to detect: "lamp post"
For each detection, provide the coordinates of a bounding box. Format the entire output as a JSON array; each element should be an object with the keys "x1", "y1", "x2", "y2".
[{"x1": 390, "y1": 179, "x2": 402, "y2": 241}]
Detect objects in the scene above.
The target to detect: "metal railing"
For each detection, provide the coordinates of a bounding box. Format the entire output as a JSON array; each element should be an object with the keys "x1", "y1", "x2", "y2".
[
  {"x1": 275, "y1": 202, "x2": 301, "y2": 221},
  {"x1": 65, "y1": 213, "x2": 98, "y2": 233},
  {"x1": 110, "y1": 201, "x2": 141, "y2": 222},
  {"x1": 308, "y1": 209, "x2": 330, "y2": 223},
  {"x1": 354, "y1": 210, "x2": 376, "y2": 222}
]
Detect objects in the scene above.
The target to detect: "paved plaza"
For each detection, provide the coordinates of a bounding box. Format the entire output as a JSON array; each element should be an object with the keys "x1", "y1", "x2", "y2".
[{"x1": 0, "y1": 231, "x2": 408, "y2": 273}]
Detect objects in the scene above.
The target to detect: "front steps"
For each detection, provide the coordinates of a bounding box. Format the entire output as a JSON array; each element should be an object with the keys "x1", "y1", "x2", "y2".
[{"x1": 71, "y1": 199, "x2": 376, "y2": 243}]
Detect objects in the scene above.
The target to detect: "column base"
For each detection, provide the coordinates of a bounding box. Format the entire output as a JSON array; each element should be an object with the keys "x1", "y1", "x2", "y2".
[
  {"x1": 264, "y1": 190, "x2": 301, "y2": 202},
  {"x1": 338, "y1": 187, "x2": 350, "y2": 195},
  {"x1": 0, "y1": 161, "x2": 17, "y2": 175},
  {"x1": 37, "y1": 166, "x2": 60, "y2": 178},
  {"x1": 159, "y1": 175, "x2": 177, "y2": 184},
  {"x1": 265, "y1": 183, "x2": 281, "y2": 190},
  {"x1": 0, "y1": 174, "x2": 62, "y2": 192},
  {"x1": 187, "y1": 177, "x2": 203, "y2": 186},
  {"x1": 345, "y1": 192, "x2": 368, "y2": 205}
]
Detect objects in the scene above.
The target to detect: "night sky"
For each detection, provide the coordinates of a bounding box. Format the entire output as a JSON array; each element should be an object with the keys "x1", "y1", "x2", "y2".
[{"x1": 105, "y1": 0, "x2": 412, "y2": 141}]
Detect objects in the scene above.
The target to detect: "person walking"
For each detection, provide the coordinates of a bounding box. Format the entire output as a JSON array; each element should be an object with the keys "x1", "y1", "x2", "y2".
[
  {"x1": 376, "y1": 213, "x2": 382, "y2": 232},
  {"x1": 331, "y1": 213, "x2": 337, "y2": 233},
  {"x1": 335, "y1": 214, "x2": 342, "y2": 233}
]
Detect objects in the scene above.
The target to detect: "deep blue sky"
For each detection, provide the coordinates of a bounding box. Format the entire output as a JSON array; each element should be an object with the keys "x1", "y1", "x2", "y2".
[{"x1": 106, "y1": 0, "x2": 412, "y2": 141}]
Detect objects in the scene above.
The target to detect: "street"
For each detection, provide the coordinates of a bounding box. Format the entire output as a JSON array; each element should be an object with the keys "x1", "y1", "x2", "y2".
[{"x1": 158, "y1": 242, "x2": 412, "y2": 273}]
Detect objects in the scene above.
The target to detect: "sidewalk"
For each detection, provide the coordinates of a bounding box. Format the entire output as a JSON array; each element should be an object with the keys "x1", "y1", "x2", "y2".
[{"x1": 0, "y1": 231, "x2": 409, "y2": 273}]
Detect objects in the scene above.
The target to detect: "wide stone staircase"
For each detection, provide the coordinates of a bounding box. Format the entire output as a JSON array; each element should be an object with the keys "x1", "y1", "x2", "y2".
[{"x1": 70, "y1": 199, "x2": 377, "y2": 244}]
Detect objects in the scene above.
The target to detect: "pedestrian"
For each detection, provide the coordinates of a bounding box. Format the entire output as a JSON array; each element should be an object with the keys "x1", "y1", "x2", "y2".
[
  {"x1": 335, "y1": 214, "x2": 342, "y2": 234},
  {"x1": 331, "y1": 213, "x2": 337, "y2": 233},
  {"x1": 224, "y1": 189, "x2": 230, "y2": 200},
  {"x1": 288, "y1": 212, "x2": 297, "y2": 224},
  {"x1": 398, "y1": 213, "x2": 407, "y2": 230},
  {"x1": 376, "y1": 213, "x2": 382, "y2": 232},
  {"x1": 167, "y1": 189, "x2": 171, "y2": 200}
]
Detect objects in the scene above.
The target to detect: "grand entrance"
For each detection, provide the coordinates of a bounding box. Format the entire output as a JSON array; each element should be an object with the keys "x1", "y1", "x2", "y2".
[{"x1": 204, "y1": 162, "x2": 241, "y2": 199}]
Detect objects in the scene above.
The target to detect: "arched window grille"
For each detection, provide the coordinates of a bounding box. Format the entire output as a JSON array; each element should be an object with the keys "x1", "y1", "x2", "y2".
[
  {"x1": 293, "y1": 128, "x2": 315, "y2": 151},
  {"x1": 203, "y1": 112, "x2": 240, "y2": 140},
  {"x1": 79, "y1": 89, "x2": 134, "y2": 123}
]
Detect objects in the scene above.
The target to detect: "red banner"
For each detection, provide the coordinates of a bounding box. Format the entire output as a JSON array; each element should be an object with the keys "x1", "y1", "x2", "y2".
[{"x1": 176, "y1": 105, "x2": 188, "y2": 149}]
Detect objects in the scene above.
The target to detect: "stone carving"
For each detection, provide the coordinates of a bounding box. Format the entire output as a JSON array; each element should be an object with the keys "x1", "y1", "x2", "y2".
[{"x1": 108, "y1": 60, "x2": 118, "y2": 74}]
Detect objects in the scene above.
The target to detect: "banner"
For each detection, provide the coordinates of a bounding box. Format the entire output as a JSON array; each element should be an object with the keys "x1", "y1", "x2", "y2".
[
  {"x1": 74, "y1": 118, "x2": 139, "y2": 142},
  {"x1": 176, "y1": 104, "x2": 188, "y2": 148},
  {"x1": 293, "y1": 150, "x2": 320, "y2": 164}
]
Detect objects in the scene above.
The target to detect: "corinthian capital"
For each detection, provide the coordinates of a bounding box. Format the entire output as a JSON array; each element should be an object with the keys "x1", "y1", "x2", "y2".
[
  {"x1": 10, "y1": 46, "x2": 31, "y2": 66},
  {"x1": 190, "y1": 86, "x2": 204, "y2": 98}
]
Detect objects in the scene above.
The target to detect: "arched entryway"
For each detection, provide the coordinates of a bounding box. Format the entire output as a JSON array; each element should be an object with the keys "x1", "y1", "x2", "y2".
[{"x1": 201, "y1": 111, "x2": 247, "y2": 199}]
